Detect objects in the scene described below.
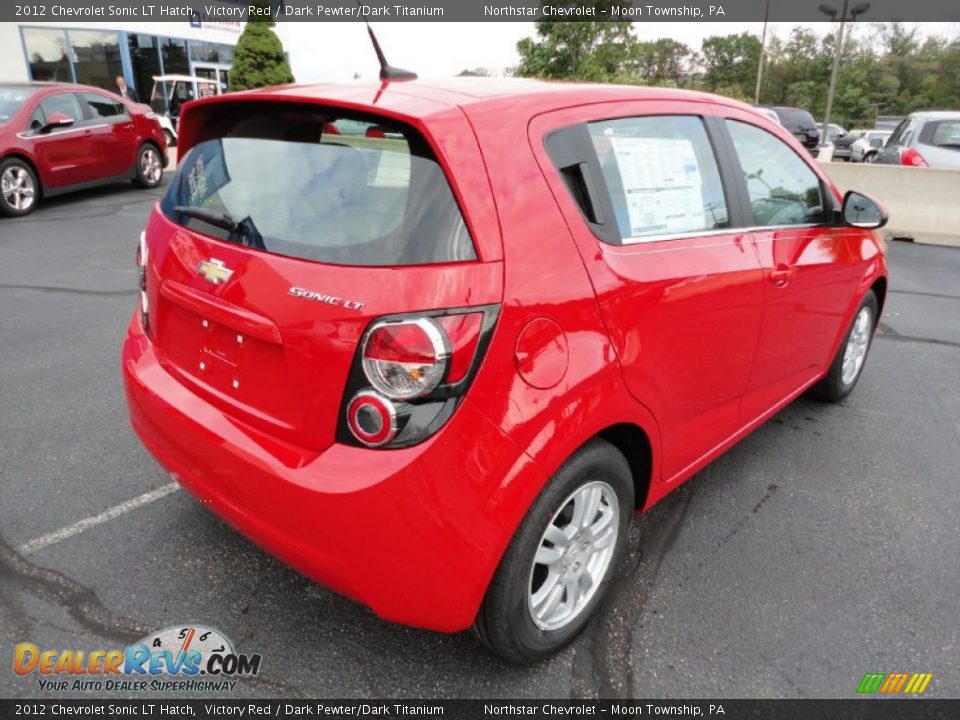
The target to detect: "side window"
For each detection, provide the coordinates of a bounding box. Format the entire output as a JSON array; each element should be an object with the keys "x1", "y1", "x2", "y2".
[
  {"x1": 587, "y1": 115, "x2": 729, "y2": 241},
  {"x1": 887, "y1": 118, "x2": 915, "y2": 147},
  {"x1": 28, "y1": 106, "x2": 46, "y2": 132},
  {"x1": 81, "y1": 93, "x2": 124, "y2": 121},
  {"x1": 725, "y1": 120, "x2": 824, "y2": 228},
  {"x1": 38, "y1": 93, "x2": 83, "y2": 128}
]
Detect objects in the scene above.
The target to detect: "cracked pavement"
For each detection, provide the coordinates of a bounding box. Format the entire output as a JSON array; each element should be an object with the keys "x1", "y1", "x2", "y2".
[{"x1": 1, "y1": 181, "x2": 958, "y2": 699}]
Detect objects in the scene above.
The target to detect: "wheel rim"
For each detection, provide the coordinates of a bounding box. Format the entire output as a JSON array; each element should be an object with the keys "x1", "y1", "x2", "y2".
[
  {"x1": 841, "y1": 306, "x2": 873, "y2": 386},
  {"x1": 141, "y1": 148, "x2": 162, "y2": 185},
  {"x1": 528, "y1": 480, "x2": 620, "y2": 632},
  {"x1": 1, "y1": 166, "x2": 36, "y2": 212}
]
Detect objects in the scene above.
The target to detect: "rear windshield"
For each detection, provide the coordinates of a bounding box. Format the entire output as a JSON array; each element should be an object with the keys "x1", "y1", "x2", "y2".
[
  {"x1": 774, "y1": 108, "x2": 815, "y2": 129},
  {"x1": 0, "y1": 86, "x2": 37, "y2": 125},
  {"x1": 161, "y1": 108, "x2": 476, "y2": 266}
]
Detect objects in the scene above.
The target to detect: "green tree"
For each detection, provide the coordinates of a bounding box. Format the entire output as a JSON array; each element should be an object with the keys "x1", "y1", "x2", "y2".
[
  {"x1": 229, "y1": 0, "x2": 294, "y2": 91},
  {"x1": 514, "y1": 1, "x2": 639, "y2": 83},
  {"x1": 700, "y1": 32, "x2": 761, "y2": 97}
]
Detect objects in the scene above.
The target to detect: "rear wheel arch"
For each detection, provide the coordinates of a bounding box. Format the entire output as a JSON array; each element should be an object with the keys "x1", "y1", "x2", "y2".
[
  {"x1": 597, "y1": 423, "x2": 653, "y2": 511},
  {"x1": 1, "y1": 153, "x2": 44, "y2": 196}
]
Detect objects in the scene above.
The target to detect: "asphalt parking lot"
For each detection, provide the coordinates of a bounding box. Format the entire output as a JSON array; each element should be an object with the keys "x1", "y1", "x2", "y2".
[{"x1": 1, "y1": 179, "x2": 958, "y2": 700}]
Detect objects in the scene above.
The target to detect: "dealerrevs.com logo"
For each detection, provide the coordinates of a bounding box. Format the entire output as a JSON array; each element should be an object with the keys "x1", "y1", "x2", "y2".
[{"x1": 13, "y1": 624, "x2": 262, "y2": 693}]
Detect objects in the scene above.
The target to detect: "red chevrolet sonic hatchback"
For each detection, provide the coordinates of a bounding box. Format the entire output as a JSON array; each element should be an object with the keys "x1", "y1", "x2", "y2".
[
  {"x1": 122, "y1": 79, "x2": 888, "y2": 662},
  {"x1": 0, "y1": 83, "x2": 166, "y2": 216}
]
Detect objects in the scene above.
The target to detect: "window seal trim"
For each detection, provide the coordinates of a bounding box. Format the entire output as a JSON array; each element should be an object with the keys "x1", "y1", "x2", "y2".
[{"x1": 618, "y1": 222, "x2": 821, "y2": 246}]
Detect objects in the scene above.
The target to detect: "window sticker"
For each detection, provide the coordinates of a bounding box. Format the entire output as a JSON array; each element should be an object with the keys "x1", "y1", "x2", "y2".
[{"x1": 610, "y1": 137, "x2": 706, "y2": 237}]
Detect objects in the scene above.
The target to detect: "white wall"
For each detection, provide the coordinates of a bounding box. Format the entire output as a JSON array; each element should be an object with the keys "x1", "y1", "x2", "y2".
[
  {"x1": 822, "y1": 163, "x2": 960, "y2": 247},
  {"x1": 0, "y1": 25, "x2": 30, "y2": 82}
]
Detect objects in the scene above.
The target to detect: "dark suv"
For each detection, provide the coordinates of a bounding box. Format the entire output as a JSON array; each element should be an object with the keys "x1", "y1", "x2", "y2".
[{"x1": 762, "y1": 106, "x2": 820, "y2": 155}]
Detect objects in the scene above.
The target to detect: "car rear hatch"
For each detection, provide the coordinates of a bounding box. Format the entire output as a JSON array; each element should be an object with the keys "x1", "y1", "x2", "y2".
[{"x1": 141, "y1": 97, "x2": 502, "y2": 452}]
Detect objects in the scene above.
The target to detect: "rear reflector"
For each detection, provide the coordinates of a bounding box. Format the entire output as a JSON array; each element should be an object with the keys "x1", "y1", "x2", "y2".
[{"x1": 346, "y1": 391, "x2": 398, "y2": 447}]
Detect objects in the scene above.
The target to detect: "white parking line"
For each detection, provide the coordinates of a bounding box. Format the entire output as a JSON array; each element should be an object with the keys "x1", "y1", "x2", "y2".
[{"x1": 17, "y1": 483, "x2": 180, "y2": 555}]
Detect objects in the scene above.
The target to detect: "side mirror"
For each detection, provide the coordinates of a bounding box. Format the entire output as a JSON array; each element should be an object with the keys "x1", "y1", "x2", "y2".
[
  {"x1": 842, "y1": 190, "x2": 888, "y2": 229},
  {"x1": 42, "y1": 112, "x2": 74, "y2": 133}
]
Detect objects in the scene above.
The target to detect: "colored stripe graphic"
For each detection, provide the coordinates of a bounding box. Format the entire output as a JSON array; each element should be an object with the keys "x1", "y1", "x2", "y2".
[
  {"x1": 857, "y1": 672, "x2": 933, "y2": 694},
  {"x1": 857, "y1": 673, "x2": 885, "y2": 693}
]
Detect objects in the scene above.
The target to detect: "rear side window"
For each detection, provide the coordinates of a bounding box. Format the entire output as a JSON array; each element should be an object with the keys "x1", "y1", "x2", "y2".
[
  {"x1": 161, "y1": 108, "x2": 476, "y2": 266},
  {"x1": 725, "y1": 120, "x2": 824, "y2": 227},
  {"x1": 919, "y1": 119, "x2": 960, "y2": 150},
  {"x1": 81, "y1": 93, "x2": 126, "y2": 120},
  {"x1": 587, "y1": 116, "x2": 729, "y2": 241}
]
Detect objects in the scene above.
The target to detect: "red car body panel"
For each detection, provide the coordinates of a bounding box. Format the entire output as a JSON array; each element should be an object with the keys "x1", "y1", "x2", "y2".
[
  {"x1": 122, "y1": 80, "x2": 887, "y2": 632},
  {"x1": 0, "y1": 83, "x2": 166, "y2": 196}
]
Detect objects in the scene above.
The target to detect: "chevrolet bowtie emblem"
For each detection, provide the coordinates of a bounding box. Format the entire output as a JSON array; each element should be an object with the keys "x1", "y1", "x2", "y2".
[{"x1": 198, "y1": 258, "x2": 234, "y2": 285}]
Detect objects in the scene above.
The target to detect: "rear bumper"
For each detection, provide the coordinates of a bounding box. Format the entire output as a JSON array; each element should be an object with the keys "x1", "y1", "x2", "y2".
[{"x1": 121, "y1": 315, "x2": 546, "y2": 632}]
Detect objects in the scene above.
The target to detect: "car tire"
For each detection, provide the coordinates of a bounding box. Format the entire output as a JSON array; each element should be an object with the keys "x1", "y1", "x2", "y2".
[
  {"x1": 473, "y1": 438, "x2": 634, "y2": 664},
  {"x1": 163, "y1": 129, "x2": 176, "y2": 148},
  {"x1": 133, "y1": 143, "x2": 164, "y2": 189},
  {"x1": 810, "y1": 290, "x2": 879, "y2": 403},
  {"x1": 0, "y1": 157, "x2": 40, "y2": 217},
  {"x1": 864, "y1": 152, "x2": 876, "y2": 164}
]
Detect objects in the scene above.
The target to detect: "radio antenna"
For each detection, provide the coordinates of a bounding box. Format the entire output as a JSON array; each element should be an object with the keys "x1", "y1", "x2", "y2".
[{"x1": 357, "y1": 9, "x2": 417, "y2": 81}]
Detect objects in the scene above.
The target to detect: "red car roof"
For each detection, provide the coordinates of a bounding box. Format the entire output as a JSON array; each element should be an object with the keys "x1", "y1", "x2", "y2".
[{"x1": 215, "y1": 78, "x2": 742, "y2": 119}]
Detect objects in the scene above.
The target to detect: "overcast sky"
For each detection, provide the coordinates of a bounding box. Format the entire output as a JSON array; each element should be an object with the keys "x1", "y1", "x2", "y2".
[{"x1": 279, "y1": 21, "x2": 959, "y2": 82}]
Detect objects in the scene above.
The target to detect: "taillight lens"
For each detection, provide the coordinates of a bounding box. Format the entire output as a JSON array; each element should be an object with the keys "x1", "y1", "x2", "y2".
[
  {"x1": 901, "y1": 147, "x2": 928, "y2": 167},
  {"x1": 362, "y1": 318, "x2": 450, "y2": 400},
  {"x1": 136, "y1": 231, "x2": 149, "y2": 333},
  {"x1": 339, "y1": 306, "x2": 499, "y2": 449}
]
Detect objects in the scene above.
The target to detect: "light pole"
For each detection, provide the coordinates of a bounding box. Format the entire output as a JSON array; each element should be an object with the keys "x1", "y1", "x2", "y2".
[
  {"x1": 818, "y1": 0, "x2": 870, "y2": 145},
  {"x1": 754, "y1": 0, "x2": 770, "y2": 105}
]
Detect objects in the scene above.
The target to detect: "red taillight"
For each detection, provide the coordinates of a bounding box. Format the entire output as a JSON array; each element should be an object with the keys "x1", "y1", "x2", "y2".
[
  {"x1": 901, "y1": 148, "x2": 928, "y2": 167},
  {"x1": 362, "y1": 318, "x2": 449, "y2": 400},
  {"x1": 136, "y1": 231, "x2": 149, "y2": 333},
  {"x1": 436, "y1": 313, "x2": 483, "y2": 384},
  {"x1": 342, "y1": 307, "x2": 498, "y2": 449}
]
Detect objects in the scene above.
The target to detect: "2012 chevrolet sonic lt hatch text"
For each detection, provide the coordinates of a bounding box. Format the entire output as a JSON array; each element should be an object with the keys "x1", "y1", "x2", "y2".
[{"x1": 122, "y1": 78, "x2": 889, "y2": 663}]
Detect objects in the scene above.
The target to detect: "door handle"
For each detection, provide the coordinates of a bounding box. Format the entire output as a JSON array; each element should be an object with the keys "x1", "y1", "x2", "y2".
[{"x1": 770, "y1": 264, "x2": 797, "y2": 287}]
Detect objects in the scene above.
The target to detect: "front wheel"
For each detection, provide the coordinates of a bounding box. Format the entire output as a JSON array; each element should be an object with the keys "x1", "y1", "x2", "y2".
[
  {"x1": 133, "y1": 144, "x2": 163, "y2": 188},
  {"x1": 473, "y1": 439, "x2": 634, "y2": 663},
  {"x1": 810, "y1": 290, "x2": 878, "y2": 402},
  {"x1": 0, "y1": 158, "x2": 39, "y2": 217}
]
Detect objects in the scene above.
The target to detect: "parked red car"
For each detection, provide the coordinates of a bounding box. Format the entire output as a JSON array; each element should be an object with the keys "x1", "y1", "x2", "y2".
[
  {"x1": 122, "y1": 79, "x2": 888, "y2": 663},
  {"x1": 0, "y1": 83, "x2": 166, "y2": 217}
]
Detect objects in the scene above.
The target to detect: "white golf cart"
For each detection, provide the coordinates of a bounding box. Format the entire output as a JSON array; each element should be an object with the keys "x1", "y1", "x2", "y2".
[{"x1": 149, "y1": 74, "x2": 221, "y2": 147}]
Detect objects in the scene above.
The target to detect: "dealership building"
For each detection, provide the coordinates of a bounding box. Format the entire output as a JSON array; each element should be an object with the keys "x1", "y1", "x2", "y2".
[{"x1": 0, "y1": 20, "x2": 247, "y2": 100}]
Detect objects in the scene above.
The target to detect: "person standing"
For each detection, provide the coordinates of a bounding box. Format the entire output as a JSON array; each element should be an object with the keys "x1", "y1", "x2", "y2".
[{"x1": 115, "y1": 76, "x2": 139, "y2": 103}]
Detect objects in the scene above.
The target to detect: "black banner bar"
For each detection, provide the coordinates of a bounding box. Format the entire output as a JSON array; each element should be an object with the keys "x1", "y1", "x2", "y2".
[
  {"x1": 2, "y1": 700, "x2": 960, "y2": 720},
  {"x1": 4, "y1": 0, "x2": 960, "y2": 23}
]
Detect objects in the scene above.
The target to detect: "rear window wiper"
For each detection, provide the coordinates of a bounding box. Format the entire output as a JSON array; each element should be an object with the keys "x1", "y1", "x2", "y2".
[
  {"x1": 174, "y1": 205, "x2": 265, "y2": 250},
  {"x1": 175, "y1": 205, "x2": 240, "y2": 231}
]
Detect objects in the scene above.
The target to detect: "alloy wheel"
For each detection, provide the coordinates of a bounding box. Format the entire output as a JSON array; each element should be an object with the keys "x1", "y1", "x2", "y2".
[
  {"x1": 1, "y1": 166, "x2": 36, "y2": 212},
  {"x1": 140, "y1": 148, "x2": 163, "y2": 185},
  {"x1": 841, "y1": 306, "x2": 873, "y2": 386},
  {"x1": 528, "y1": 480, "x2": 620, "y2": 631}
]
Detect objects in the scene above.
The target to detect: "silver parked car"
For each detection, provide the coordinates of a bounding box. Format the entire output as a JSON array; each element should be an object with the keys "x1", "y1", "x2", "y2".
[
  {"x1": 873, "y1": 111, "x2": 960, "y2": 168},
  {"x1": 851, "y1": 129, "x2": 893, "y2": 163}
]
